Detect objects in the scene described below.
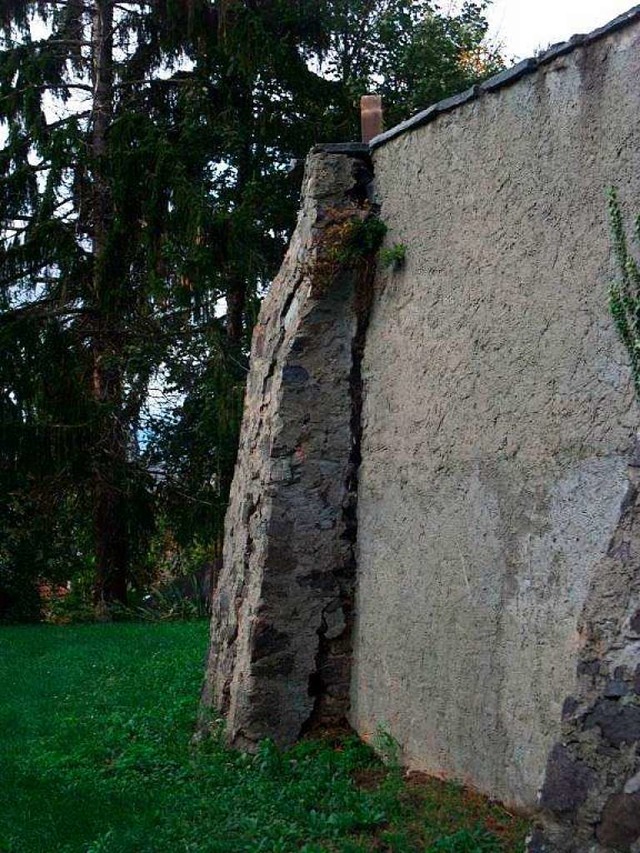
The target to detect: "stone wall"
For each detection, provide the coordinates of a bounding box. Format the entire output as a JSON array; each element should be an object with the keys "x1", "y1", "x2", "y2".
[
  {"x1": 352, "y1": 11, "x2": 640, "y2": 849},
  {"x1": 204, "y1": 7, "x2": 640, "y2": 850},
  {"x1": 201, "y1": 146, "x2": 377, "y2": 747}
]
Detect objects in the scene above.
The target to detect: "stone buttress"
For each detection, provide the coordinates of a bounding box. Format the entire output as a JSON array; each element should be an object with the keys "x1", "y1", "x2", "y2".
[{"x1": 201, "y1": 145, "x2": 377, "y2": 748}]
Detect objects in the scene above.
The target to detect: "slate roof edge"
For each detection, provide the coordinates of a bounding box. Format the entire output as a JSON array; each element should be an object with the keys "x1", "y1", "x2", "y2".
[
  {"x1": 311, "y1": 143, "x2": 371, "y2": 157},
  {"x1": 369, "y1": 4, "x2": 640, "y2": 151}
]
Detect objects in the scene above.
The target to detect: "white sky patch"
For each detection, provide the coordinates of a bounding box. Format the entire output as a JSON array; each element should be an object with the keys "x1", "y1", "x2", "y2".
[{"x1": 485, "y1": 0, "x2": 636, "y2": 60}]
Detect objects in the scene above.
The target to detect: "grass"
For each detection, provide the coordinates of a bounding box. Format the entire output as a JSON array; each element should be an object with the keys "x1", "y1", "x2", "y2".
[{"x1": 0, "y1": 622, "x2": 529, "y2": 852}]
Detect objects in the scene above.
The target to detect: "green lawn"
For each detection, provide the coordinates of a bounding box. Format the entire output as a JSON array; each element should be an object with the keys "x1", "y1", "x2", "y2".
[{"x1": 0, "y1": 621, "x2": 528, "y2": 852}]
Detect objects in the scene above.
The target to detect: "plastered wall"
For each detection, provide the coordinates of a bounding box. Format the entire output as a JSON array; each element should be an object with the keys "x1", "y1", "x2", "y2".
[{"x1": 351, "y1": 20, "x2": 640, "y2": 813}]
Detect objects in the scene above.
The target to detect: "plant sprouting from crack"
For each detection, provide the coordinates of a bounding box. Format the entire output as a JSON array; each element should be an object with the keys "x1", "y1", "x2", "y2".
[
  {"x1": 380, "y1": 243, "x2": 407, "y2": 270},
  {"x1": 310, "y1": 205, "x2": 386, "y2": 294},
  {"x1": 333, "y1": 215, "x2": 388, "y2": 264},
  {"x1": 608, "y1": 187, "x2": 640, "y2": 396}
]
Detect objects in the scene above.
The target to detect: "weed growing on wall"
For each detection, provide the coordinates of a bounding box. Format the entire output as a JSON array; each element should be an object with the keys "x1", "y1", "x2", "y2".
[
  {"x1": 311, "y1": 205, "x2": 387, "y2": 295},
  {"x1": 380, "y1": 243, "x2": 407, "y2": 270},
  {"x1": 341, "y1": 217, "x2": 388, "y2": 262},
  {"x1": 608, "y1": 187, "x2": 640, "y2": 394},
  {"x1": 372, "y1": 723, "x2": 402, "y2": 769}
]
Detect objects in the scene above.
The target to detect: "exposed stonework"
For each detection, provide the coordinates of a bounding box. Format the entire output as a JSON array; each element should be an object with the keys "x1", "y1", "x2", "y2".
[
  {"x1": 201, "y1": 147, "x2": 378, "y2": 748},
  {"x1": 530, "y1": 463, "x2": 640, "y2": 850}
]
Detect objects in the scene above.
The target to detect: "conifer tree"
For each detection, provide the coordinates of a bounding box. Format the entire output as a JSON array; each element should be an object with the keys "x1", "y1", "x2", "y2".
[
  {"x1": 1, "y1": 0, "x2": 501, "y2": 617},
  {"x1": 0, "y1": 0, "x2": 337, "y2": 609},
  {"x1": 0, "y1": 0, "x2": 225, "y2": 606}
]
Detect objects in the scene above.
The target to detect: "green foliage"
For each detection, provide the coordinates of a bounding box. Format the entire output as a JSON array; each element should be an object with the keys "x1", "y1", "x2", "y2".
[
  {"x1": 382, "y1": 1, "x2": 504, "y2": 125},
  {"x1": 0, "y1": 493, "x2": 91, "y2": 623},
  {"x1": 125, "y1": 580, "x2": 210, "y2": 622},
  {"x1": 608, "y1": 187, "x2": 640, "y2": 396},
  {"x1": 0, "y1": 621, "x2": 528, "y2": 851},
  {"x1": 428, "y1": 827, "x2": 503, "y2": 852},
  {"x1": 42, "y1": 585, "x2": 97, "y2": 626},
  {"x1": 372, "y1": 723, "x2": 403, "y2": 769},
  {"x1": 0, "y1": 0, "x2": 195, "y2": 604},
  {"x1": 316, "y1": 0, "x2": 504, "y2": 132},
  {"x1": 380, "y1": 243, "x2": 407, "y2": 270},
  {"x1": 145, "y1": 329, "x2": 247, "y2": 553},
  {"x1": 1, "y1": 0, "x2": 504, "y2": 614},
  {"x1": 310, "y1": 206, "x2": 386, "y2": 296},
  {"x1": 338, "y1": 217, "x2": 389, "y2": 264},
  {"x1": 41, "y1": 566, "x2": 211, "y2": 624}
]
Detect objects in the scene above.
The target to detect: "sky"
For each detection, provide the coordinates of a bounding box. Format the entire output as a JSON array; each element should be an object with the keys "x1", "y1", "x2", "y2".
[{"x1": 484, "y1": 0, "x2": 637, "y2": 60}]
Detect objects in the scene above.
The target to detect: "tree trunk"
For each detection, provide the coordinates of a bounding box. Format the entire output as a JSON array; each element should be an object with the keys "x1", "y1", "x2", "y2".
[
  {"x1": 91, "y1": 348, "x2": 129, "y2": 606},
  {"x1": 90, "y1": 0, "x2": 128, "y2": 607},
  {"x1": 225, "y1": 70, "x2": 254, "y2": 348}
]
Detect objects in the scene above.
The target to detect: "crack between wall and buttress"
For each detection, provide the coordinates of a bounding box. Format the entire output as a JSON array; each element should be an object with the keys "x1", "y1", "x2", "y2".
[{"x1": 302, "y1": 158, "x2": 380, "y2": 733}]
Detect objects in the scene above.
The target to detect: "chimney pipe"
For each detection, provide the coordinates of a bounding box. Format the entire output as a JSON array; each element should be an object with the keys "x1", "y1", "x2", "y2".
[{"x1": 360, "y1": 95, "x2": 383, "y2": 144}]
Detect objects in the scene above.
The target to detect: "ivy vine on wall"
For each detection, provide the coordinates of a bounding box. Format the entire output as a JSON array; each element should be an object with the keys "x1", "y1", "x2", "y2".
[{"x1": 608, "y1": 187, "x2": 640, "y2": 395}]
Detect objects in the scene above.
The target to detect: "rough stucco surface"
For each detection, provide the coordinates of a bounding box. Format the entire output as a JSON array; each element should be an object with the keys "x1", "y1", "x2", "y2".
[
  {"x1": 201, "y1": 150, "x2": 375, "y2": 748},
  {"x1": 352, "y1": 23, "x2": 640, "y2": 815}
]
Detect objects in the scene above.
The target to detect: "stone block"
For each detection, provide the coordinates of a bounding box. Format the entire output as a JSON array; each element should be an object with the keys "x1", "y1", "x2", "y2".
[
  {"x1": 585, "y1": 700, "x2": 640, "y2": 746},
  {"x1": 539, "y1": 745, "x2": 595, "y2": 816},
  {"x1": 596, "y1": 793, "x2": 640, "y2": 849}
]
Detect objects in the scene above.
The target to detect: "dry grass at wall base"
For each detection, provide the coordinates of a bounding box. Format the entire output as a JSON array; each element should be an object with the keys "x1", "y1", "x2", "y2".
[{"x1": 0, "y1": 620, "x2": 529, "y2": 852}]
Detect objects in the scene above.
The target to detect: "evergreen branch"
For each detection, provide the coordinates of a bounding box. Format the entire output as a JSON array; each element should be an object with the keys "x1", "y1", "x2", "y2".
[
  {"x1": 39, "y1": 39, "x2": 93, "y2": 48},
  {"x1": 0, "y1": 83, "x2": 94, "y2": 101},
  {"x1": 1, "y1": 196, "x2": 76, "y2": 224},
  {"x1": 45, "y1": 110, "x2": 91, "y2": 129},
  {"x1": 112, "y1": 77, "x2": 199, "y2": 89},
  {"x1": 0, "y1": 298, "x2": 94, "y2": 322},
  {"x1": 0, "y1": 164, "x2": 52, "y2": 182}
]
